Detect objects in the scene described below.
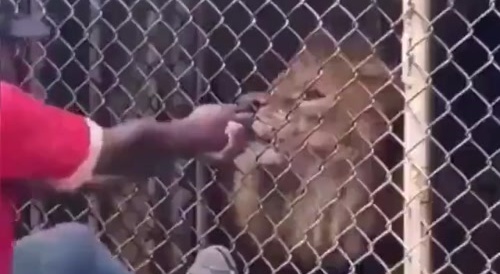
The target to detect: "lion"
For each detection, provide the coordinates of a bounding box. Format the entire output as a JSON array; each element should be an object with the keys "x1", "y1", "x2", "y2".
[{"x1": 212, "y1": 32, "x2": 404, "y2": 273}]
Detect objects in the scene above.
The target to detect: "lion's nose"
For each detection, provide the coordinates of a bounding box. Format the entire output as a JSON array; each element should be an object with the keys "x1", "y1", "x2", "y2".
[{"x1": 276, "y1": 137, "x2": 288, "y2": 146}]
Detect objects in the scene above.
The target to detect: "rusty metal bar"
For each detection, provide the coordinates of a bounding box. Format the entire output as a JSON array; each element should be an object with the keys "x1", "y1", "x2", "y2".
[{"x1": 401, "y1": 0, "x2": 432, "y2": 273}]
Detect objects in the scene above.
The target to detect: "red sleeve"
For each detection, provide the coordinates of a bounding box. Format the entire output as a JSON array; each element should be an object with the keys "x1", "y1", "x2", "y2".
[{"x1": 0, "y1": 81, "x2": 103, "y2": 190}]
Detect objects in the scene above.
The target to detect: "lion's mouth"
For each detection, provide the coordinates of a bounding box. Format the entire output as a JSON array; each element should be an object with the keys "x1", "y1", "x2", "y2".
[{"x1": 245, "y1": 139, "x2": 286, "y2": 165}]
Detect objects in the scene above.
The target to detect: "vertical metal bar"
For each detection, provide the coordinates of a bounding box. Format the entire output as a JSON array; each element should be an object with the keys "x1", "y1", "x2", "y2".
[
  {"x1": 27, "y1": 0, "x2": 45, "y2": 230},
  {"x1": 195, "y1": 165, "x2": 207, "y2": 248},
  {"x1": 194, "y1": 4, "x2": 208, "y2": 248},
  {"x1": 145, "y1": 10, "x2": 157, "y2": 255},
  {"x1": 88, "y1": 0, "x2": 101, "y2": 231},
  {"x1": 27, "y1": 0, "x2": 44, "y2": 100},
  {"x1": 401, "y1": 0, "x2": 432, "y2": 273}
]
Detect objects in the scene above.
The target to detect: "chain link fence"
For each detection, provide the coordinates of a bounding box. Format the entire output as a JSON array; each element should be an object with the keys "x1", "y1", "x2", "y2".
[{"x1": 3, "y1": 0, "x2": 500, "y2": 273}]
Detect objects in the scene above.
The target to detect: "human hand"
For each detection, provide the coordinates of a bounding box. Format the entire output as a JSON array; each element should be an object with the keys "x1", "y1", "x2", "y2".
[{"x1": 181, "y1": 103, "x2": 254, "y2": 160}]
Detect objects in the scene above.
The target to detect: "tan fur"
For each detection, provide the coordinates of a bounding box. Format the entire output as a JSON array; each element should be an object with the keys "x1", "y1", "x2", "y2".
[{"x1": 219, "y1": 32, "x2": 403, "y2": 271}]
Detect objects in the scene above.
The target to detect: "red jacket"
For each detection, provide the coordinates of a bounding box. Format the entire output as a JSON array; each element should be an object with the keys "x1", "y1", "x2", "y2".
[{"x1": 0, "y1": 81, "x2": 103, "y2": 274}]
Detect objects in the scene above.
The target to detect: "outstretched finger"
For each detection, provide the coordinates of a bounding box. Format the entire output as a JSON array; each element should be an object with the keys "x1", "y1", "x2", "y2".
[
  {"x1": 235, "y1": 103, "x2": 256, "y2": 114},
  {"x1": 236, "y1": 92, "x2": 269, "y2": 113}
]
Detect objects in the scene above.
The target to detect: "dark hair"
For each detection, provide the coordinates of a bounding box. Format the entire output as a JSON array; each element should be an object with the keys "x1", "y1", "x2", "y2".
[{"x1": 0, "y1": 2, "x2": 50, "y2": 41}]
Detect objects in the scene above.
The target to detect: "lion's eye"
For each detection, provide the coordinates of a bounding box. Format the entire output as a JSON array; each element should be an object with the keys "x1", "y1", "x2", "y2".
[
  {"x1": 277, "y1": 109, "x2": 288, "y2": 116},
  {"x1": 281, "y1": 97, "x2": 296, "y2": 106},
  {"x1": 303, "y1": 88, "x2": 324, "y2": 100}
]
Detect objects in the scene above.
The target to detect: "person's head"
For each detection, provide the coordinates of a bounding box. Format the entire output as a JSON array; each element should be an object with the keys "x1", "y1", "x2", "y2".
[{"x1": 0, "y1": 2, "x2": 50, "y2": 84}]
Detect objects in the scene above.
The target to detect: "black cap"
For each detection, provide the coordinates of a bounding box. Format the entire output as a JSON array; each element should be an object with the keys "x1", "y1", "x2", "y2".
[{"x1": 0, "y1": 2, "x2": 50, "y2": 40}]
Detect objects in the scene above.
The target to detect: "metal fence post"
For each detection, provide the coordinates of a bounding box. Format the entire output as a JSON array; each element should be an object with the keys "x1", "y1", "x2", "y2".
[{"x1": 401, "y1": 0, "x2": 432, "y2": 273}]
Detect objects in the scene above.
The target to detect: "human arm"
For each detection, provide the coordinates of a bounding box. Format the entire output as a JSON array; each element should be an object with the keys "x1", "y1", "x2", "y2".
[{"x1": 0, "y1": 81, "x2": 253, "y2": 191}]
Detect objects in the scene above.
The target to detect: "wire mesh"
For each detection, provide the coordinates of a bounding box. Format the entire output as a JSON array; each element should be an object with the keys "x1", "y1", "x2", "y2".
[{"x1": 4, "y1": 0, "x2": 500, "y2": 274}]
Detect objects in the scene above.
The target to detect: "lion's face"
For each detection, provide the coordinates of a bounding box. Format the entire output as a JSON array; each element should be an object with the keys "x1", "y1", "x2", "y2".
[
  {"x1": 238, "y1": 35, "x2": 402, "y2": 170},
  {"x1": 251, "y1": 90, "x2": 340, "y2": 160}
]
